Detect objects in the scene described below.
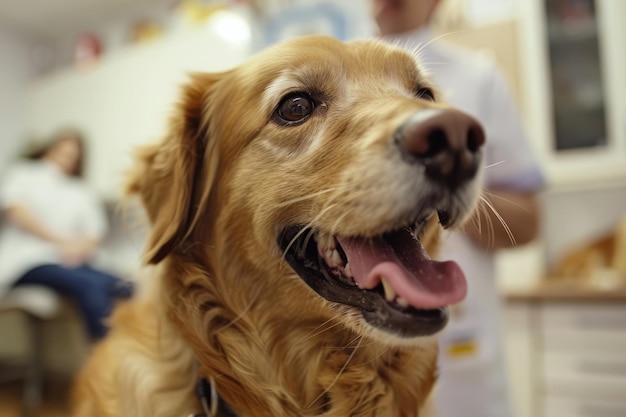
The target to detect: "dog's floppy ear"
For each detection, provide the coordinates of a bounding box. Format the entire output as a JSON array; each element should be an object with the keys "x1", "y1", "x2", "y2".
[{"x1": 126, "y1": 72, "x2": 223, "y2": 264}]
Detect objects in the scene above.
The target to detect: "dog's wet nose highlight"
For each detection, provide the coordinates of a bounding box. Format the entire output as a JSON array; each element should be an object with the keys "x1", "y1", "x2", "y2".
[{"x1": 395, "y1": 108, "x2": 485, "y2": 188}]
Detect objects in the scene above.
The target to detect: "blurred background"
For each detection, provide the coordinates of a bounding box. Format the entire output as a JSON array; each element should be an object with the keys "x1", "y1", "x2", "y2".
[{"x1": 0, "y1": 0, "x2": 625, "y2": 416}]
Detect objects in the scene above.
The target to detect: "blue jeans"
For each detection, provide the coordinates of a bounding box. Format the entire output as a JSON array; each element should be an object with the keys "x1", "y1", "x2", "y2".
[{"x1": 15, "y1": 264, "x2": 133, "y2": 340}]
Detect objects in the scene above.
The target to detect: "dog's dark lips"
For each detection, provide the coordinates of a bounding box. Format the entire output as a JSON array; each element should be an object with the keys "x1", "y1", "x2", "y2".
[{"x1": 278, "y1": 212, "x2": 463, "y2": 338}]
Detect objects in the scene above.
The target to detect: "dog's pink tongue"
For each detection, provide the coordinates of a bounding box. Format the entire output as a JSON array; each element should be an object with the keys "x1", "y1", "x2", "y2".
[{"x1": 336, "y1": 230, "x2": 467, "y2": 309}]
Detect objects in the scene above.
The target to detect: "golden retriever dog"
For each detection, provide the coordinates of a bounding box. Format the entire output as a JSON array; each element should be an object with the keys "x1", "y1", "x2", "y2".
[{"x1": 72, "y1": 36, "x2": 485, "y2": 417}]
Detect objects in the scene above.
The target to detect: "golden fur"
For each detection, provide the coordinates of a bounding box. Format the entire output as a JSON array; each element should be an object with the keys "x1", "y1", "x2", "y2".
[{"x1": 72, "y1": 36, "x2": 483, "y2": 417}]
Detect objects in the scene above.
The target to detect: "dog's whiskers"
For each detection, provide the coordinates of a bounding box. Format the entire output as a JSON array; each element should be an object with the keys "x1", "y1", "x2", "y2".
[
  {"x1": 416, "y1": 61, "x2": 453, "y2": 66},
  {"x1": 325, "y1": 333, "x2": 364, "y2": 351},
  {"x1": 324, "y1": 188, "x2": 372, "y2": 234},
  {"x1": 401, "y1": 31, "x2": 460, "y2": 70},
  {"x1": 329, "y1": 211, "x2": 352, "y2": 236},
  {"x1": 327, "y1": 337, "x2": 378, "y2": 351},
  {"x1": 301, "y1": 317, "x2": 345, "y2": 343},
  {"x1": 468, "y1": 197, "x2": 490, "y2": 247},
  {"x1": 484, "y1": 160, "x2": 506, "y2": 169},
  {"x1": 301, "y1": 228, "x2": 317, "y2": 257},
  {"x1": 214, "y1": 285, "x2": 263, "y2": 334},
  {"x1": 469, "y1": 201, "x2": 482, "y2": 238},
  {"x1": 482, "y1": 189, "x2": 534, "y2": 213},
  {"x1": 413, "y1": 31, "x2": 459, "y2": 56},
  {"x1": 280, "y1": 186, "x2": 371, "y2": 259},
  {"x1": 279, "y1": 185, "x2": 379, "y2": 257},
  {"x1": 479, "y1": 194, "x2": 516, "y2": 246},
  {"x1": 273, "y1": 187, "x2": 342, "y2": 209},
  {"x1": 280, "y1": 203, "x2": 337, "y2": 261}
]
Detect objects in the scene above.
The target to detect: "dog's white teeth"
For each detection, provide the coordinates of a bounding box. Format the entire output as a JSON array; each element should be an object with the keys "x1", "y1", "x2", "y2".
[
  {"x1": 344, "y1": 263, "x2": 352, "y2": 278},
  {"x1": 414, "y1": 211, "x2": 436, "y2": 236},
  {"x1": 396, "y1": 296, "x2": 409, "y2": 308},
  {"x1": 381, "y1": 277, "x2": 396, "y2": 302},
  {"x1": 331, "y1": 250, "x2": 343, "y2": 267},
  {"x1": 321, "y1": 248, "x2": 344, "y2": 269},
  {"x1": 316, "y1": 231, "x2": 336, "y2": 253}
]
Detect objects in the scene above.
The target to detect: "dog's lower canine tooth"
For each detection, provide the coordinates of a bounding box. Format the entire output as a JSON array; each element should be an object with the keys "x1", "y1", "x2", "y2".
[
  {"x1": 344, "y1": 263, "x2": 352, "y2": 278},
  {"x1": 331, "y1": 250, "x2": 343, "y2": 267},
  {"x1": 396, "y1": 297, "x2": 409, "y2": 308},
  {"x1": 381, "y1": 277, "x2": 395, "y2": 302}
]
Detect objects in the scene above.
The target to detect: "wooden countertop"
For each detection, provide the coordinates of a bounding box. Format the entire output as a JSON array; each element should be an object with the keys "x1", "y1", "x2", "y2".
[{"x1": 504, "y1": 279, "x2": 626, "y2": 302}]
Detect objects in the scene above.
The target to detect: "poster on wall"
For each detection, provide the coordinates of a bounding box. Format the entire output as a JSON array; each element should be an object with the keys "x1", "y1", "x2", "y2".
[
  {"x1": 261, "y1": 2, "x2": 348, "y2": 48},
  {"x1": 75, "y1": 33, "x2": 103, "y2": 69}
]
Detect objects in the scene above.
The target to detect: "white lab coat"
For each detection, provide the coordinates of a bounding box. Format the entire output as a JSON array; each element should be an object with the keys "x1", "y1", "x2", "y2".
[{"x1": 383, "y1": 27, "x2": 545, "y2": 417}]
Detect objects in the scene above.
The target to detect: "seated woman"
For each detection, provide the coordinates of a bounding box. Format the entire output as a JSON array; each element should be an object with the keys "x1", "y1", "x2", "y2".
[{"x1": 0, "y1": 130, "x2": 132, "y2": 341}]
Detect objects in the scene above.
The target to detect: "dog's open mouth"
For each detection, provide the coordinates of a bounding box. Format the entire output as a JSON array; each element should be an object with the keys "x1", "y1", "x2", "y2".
[{"x1": 279, "y1": 213, "x2": 467, "y2": 338}]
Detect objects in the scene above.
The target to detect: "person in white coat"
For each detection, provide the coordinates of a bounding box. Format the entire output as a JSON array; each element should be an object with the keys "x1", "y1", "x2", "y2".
[
  {"x1": 0, "y1": 130, "x2": 132, "y2": 340},
  {"x1": 371, "y1": 1, "x2": 545, "y2": 416}
]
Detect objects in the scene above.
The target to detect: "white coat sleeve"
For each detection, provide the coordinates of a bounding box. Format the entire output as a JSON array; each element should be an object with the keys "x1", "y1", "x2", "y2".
[{"x1": 479, "y1": 66, "x2": 545, "y2": 192}]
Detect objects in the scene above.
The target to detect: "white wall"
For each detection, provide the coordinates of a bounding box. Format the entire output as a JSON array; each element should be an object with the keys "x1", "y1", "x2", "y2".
[
  {"x1": 0, "y1": 28, "x2": 39, "y2": 172},
  {"x1": 25, "y1": 23, "x2": 251, "y2": 200}
]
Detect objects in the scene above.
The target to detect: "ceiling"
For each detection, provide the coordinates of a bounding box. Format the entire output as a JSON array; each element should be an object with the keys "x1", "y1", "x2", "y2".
[{"x1": 0, "y1": 0, "x2": 174, "y2": 39}]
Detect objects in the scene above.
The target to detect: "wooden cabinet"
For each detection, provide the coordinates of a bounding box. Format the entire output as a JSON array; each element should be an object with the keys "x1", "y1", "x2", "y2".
[
  {"x1": 516, "y1": 0, "x2": 626, "y2": 188},
  {"x1": 543, "y1": 397, "x2": 626, "y2": 417},
  {"x1": 504, "y1": 286, "x2": 626, "y2": 417}
]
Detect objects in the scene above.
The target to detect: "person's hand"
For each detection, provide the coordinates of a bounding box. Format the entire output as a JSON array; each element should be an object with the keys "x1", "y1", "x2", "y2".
[{"x1": 57, "y1": 237, "x2": 97, "y2": 267}]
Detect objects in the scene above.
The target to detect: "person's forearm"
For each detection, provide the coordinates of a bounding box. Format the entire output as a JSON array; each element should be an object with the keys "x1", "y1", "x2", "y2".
[
  {"x1": 462, "y1": 190, "x2": 541, "y2": 251},
  {"x1": 4, "y1": 204, "x2": 65, "y2": 243}
]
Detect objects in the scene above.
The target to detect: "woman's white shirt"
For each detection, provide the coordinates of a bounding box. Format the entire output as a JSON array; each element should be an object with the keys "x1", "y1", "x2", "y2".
[{"x1": 0, "y1": 161, "x2": 107, "y2": 295}]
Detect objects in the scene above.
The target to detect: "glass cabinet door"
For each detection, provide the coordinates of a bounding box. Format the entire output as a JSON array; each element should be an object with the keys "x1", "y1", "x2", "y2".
[{"x1": 545, "y1": 0, "x2": 607, "y2": 151}]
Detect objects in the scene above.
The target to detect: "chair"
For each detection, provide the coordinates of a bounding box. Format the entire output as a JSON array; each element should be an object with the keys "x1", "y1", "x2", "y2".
[{"x1": 0, "y1": 285, "x2": 61, "y2": 417}]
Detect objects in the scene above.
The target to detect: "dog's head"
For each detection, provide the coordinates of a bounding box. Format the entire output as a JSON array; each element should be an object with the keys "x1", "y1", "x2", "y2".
[{"x1": 130, "y1": 36, "x2": 484, "y2": 346}]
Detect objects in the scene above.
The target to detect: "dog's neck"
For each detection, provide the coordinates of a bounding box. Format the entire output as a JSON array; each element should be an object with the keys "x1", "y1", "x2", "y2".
[
  {"x1": 163, "y1": 258, "x2": 438, "y2": 417},
  {"x1": 195, "y1": 378, "x2": 239, "y2": 417}
]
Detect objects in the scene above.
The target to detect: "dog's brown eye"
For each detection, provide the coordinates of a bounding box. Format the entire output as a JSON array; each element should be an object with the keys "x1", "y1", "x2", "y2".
[
  {"x1": 276, "y1": 93, "x2": 315, "y2": 125},
  {"x1": 416, "y1": 87, "x2": 435, "y2": 101}
]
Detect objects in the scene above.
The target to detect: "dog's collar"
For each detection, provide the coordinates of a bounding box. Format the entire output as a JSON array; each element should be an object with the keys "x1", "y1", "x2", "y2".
[{"x1": 188, "y1": 377, "x2": 239, "y2": 417}]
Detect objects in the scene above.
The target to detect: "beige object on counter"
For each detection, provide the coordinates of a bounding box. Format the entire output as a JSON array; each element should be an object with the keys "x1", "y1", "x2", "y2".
[
  {"x1": 551, "y1": 213, "x2": 626, "y2": 283},
  {"x1": 612, "y1": 214, "x2": 626, "y2": 276}
]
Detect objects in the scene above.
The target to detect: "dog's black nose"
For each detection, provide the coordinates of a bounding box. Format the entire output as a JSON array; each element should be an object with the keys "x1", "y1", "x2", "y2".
[{"x1": 395, "y1": 108, "x2": 485, "y2": 188}]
